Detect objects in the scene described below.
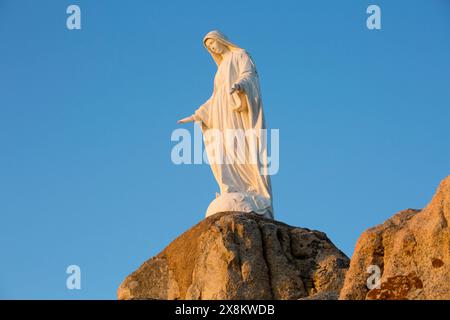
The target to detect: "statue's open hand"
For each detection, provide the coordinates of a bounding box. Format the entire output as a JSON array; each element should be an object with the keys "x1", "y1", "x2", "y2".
[
  {"x1": 229, "y1": 83, "x2": 243, "y2": 95},
  {"x1": 177, "y1": 115, "x2": 195, "y2": 124}
]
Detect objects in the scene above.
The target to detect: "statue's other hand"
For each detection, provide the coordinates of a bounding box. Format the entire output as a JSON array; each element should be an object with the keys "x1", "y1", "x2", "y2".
[
  {"x1": 232, "y1": 105, "x2": 245, "y2": 113},
  {"x1": 229, "y1": 83, "x2": 242, "y2": 95},
  {"x1": 177, "y1": 115, "x2": 195, "y2": 124}
]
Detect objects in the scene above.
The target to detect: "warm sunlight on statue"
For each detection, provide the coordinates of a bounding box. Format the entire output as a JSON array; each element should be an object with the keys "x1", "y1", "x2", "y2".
[{"x1": 178, "y1": 30, "x2": 274, "y2": 220}]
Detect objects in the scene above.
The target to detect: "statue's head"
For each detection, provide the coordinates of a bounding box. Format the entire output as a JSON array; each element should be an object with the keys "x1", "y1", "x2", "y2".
[
  {"x1": 205, "y1": 38, "x2": 228, "y2": 55},
  {"x1": 203, "y1": 30, "x2": 242, "y2": 66}
]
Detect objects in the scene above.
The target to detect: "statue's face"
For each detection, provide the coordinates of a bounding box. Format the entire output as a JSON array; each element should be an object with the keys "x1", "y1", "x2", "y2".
[{"x1": 205, "y1": 38, "x2": 227, "y2": 54}]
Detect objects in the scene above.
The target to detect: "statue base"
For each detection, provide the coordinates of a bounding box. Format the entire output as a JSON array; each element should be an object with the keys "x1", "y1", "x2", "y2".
[{"x1": 205, "y1": 192, "x2": 273, "y2": 220}]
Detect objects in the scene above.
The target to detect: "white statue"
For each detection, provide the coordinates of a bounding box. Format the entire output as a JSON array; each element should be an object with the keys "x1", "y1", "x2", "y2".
[{"x1": 178, "y1": 30, "x2": 274, "y2": 220}]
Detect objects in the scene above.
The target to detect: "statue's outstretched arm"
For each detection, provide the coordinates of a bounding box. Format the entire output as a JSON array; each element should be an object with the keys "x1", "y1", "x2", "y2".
[
  {"x1": 177, "y1": 115, "x2": 195, "y2": 124},
  {"x1": 177, "y1": 95, "x2": 212, "y2": 124}
]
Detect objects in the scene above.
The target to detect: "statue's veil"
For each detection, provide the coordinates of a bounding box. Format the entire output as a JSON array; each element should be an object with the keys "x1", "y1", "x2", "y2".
[{"x1": 203, "y1": 30, "x2": 243, "y2": 66}]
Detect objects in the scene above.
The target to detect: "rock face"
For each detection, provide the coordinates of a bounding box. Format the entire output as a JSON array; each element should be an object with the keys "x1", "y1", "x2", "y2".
[
  {"x1": 118, "y1": 212, "x2": 349, "y2": 300},
  {"x1": 340, "y1": 175, "x2": 450, "y2": 300}
]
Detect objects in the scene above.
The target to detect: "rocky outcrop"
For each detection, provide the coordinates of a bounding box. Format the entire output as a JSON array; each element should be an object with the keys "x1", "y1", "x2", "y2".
[
  {"x1": 340, "y1": 175, "x2": 450, "y2": 300},
  {"x1": 118, "y1": 212, "x2": 349, "y2": 300}
]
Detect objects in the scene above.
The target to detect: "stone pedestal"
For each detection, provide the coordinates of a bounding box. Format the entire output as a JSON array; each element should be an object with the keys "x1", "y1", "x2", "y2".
[{"x1": 205, "y1": 192, "x2": 273, "y2": 219}]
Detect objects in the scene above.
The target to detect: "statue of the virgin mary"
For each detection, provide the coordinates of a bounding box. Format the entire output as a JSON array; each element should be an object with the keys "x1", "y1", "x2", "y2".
[{"x1": 178, "y1": 30, "x2": 274, "y2": 220}]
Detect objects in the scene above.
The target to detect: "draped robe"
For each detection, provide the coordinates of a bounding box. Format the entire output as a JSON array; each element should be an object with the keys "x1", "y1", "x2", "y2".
[{"x1": 193, "y1": 37, "x2": 274, "y2": 219}]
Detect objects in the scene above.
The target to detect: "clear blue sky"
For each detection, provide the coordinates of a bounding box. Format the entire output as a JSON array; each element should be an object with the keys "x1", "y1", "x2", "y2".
[{"x1": 0, "y1": 0, "x2": 449, "y2": 299}]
